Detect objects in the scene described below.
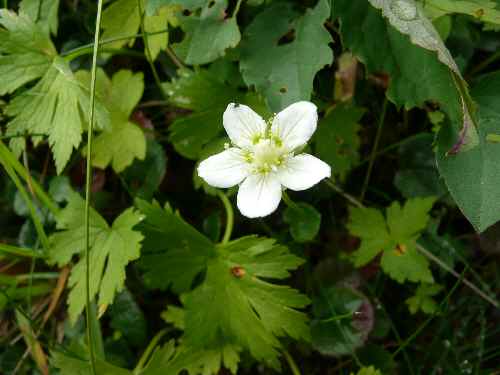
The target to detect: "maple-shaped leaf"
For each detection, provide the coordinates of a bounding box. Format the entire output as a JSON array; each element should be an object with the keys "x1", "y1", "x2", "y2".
[
  {"x1": 77, "y1": 69, "x2": 146, "y2": 173},
  {"x1": 49, "y1": 191, "x2": 144, "y2": 323},
  {"x1": 405, "y1": 283, "x2": 443, "y2": 314},
  {"x1": 5, "y1": 57, "x2": 110, "y2": 174},
  {"x1": 101, "y1": 0, "x2": 177, "y2": 60},
  {"x1": 165, "y1": 67, "x2": 269, "y2": 159},
  {"x1": 0, "y1": 9, "x2": 57, "y2": 95},
  {"x1": 240, "y1": 0, "x2": 333, "y2": 111},
  {"x1": 348, "y1": 197, "x2": 436, "y2": 283},
  {"x1": 136, "y1": 200, "x2": 310, "y2": 370}
]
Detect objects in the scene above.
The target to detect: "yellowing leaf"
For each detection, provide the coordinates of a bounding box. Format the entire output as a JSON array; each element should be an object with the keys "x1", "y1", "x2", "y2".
[
  {"x1": 77, "y1": 69, "x2": 146, "y2": 173},
  {"x1": 348, "y1": 197, "x2": 436, "y2": 283},
  {"x1": 49, "y1": 192, "x2": 144, "y2": 323},
  {"x1": 0, "y1": 9, "x2": 57, "y2": 95},
  {"x1": 5, "y1": 57, "x2": 110, "y2": 174}
]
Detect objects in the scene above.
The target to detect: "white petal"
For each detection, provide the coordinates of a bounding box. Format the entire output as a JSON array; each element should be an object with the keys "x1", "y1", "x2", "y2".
[
  {"x1": 237, "y1": 173, "x2": 282, "y2": 218},
  {"x1": 223, "y1": 103, "x2": 267, "y2": 149},
  {"x1": 271, "y1": 101, "x2": 318, "y2": 150},
  {"x1": 197, "y1": 148, "x2": 249, "y2": 188},
  {"x1": 278, "y1": 154, "x2": 331, "y2": 191}
]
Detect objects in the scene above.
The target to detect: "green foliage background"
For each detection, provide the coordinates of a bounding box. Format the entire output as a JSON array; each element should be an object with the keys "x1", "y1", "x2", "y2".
[{"x1": 1, "y1": 0, "x2": 500, "y2": 374}]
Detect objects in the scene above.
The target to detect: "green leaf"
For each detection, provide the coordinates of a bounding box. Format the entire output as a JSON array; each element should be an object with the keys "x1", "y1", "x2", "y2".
[
  {"x1": 136, "y1": 199, "x2": 216, "y2": 292},
  {"x1": 122, "y1": 139, "x2": 167, "y2": 200},
  {"x1": 183, "y1": 236, "x2": 309, "y2": 370},
  {"x1": 350, "y1": 366, "x2": 382, "y2": 375},
  {"x1": 51, "y1": 351, "x2": 132, "y2": 375},
  {"x1": 405, "y1": 283, "x2": 443, "y2": 314},
  {"x1": 172, "y1": 0, "x2": 240, "y2": 65},
  {"x1": 77, "y1": 69, "x2": 146, "y2": 173},
  {"x1": 314, "y1": 104, "x2": 364, "y2": 179},
  {"x1": 49, "y1": 192, "x2": 144, "y2": 323},
  {"x1": 394, "y1": 134, "x2": 447, "y2": 198},
  {"x1": 136, "y1": 200, "x2": 309, "y2": 370},
  {"x1": 311, "y1": 286, "x2": 373, "y2": 356},
  {"x1": 101, "y1": 0, "x2": 175, "y2": 59},
  {"x1": 165, "y1": 67, "x2": 269, "y2": 159},
  {"x1": 5, "y1": 57, "x2": 110, "y2": 174},
  {"x1": 240, "y1": 0, "x2": 333, "y2": 111},
  {"x1": 335, "y1": 0, "x2": 478, "y2": 154},
  {"x1": 348, "y1": 197, "x2": 436, "y2": 283},
  {"x1": 19, "y1": 0, "x2": 60, "y2": 35},
  {"x1": 109, "y1": 289, "x2": 147, "y2": 347},
  {"x1": 423, "y1": 0, "x2": 500, "y2": 27},
  {"x1": 283, "y1": 202, "x2": 321, "y2": 243},
  {"x1": 437, "y1": 71, "x2": 500, "y2": 232},
  {"x1": 0, "y1": 9, "x2": 57, "y2": 95}
]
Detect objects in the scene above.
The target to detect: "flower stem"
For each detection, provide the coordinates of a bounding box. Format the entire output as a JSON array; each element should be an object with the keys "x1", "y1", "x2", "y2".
[
  {"x1": 360, "y1": 97, "x2": 388, "y2": 202},
  {"x1": 283, "y1": 349, "x2": 302, "y2": 375},
  {"x1": 281, "y1": 190, "x2": 298, "y2": 209},
  {"x1": 85, "y1": 0, "x2": 105, "y2": 372},
  {"x1": 217, "y1": 191, "x2": 234, "y2": 244}
]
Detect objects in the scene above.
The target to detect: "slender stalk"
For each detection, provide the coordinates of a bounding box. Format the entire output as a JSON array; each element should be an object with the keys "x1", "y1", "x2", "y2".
[
  {"x1": 84, "y1": 0, "x2": 105, "y2": 373},
  {"x1": 466, "y1": 50, "x2": 500, "y2": 78},
  {"x1": 63, "y1": 47, "x2": 146, "y2": 61},
  {"x1": 217, "y1": 191, "x2": 234, "y2": 244},
  {"x1": 282, "y1": 191, "x2": 299, "y2": 209},
  {"x1": 326, "y1": 179, "x2": 364, "y2": 208},
  {"x1": 360, "y1": 97, "x2": 388, "y2": 201},
  {"x1": 0, "y1": 141, "x2": 59, "y2": 216},
  {"x1": 283, "y1": 350, "x2": 301, "y2": 375},
  {"x1": 133, "y1": 329, "x2": 168, "y2": 374},
  {"x1": 0, "y1": 152, "x2": 50, "y2": 252},
  {"x1": 61, "y1": 29, "x2": 169, "y2": 60},
  {"x1": 137, "y1": 0, "x2": 167, "y2": 98},
  {"x1": 416, "y1": 243, "x2": 499, "y2": 308},
  {"x1": 0, "y1": 243, "x2": 45, "y2": 258}
]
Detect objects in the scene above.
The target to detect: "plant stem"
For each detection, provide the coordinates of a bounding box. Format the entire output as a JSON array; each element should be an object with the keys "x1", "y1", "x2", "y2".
[
  {"x1": 133, "y1": 329, "x2": 168, "y2": 374},
  {"x1": 326, "y1": 179, "x2": 363, "y2": 208},
  {"x1": 61, "y1": 29, "x2": 169, "y2": 60},
  {"x1": 416, "y1": 243, "x2": 499, "y2": 308},
  {"x1": 0, "y1": 243, "x2": 45, "y2": 258},
  {"x1": 283, "y1": 350, "x2": 302, "y2": 375},
  {"x1": 137, "y1": 0, "x2": 167, "y2": 98},
  {"x1": 217, "y1": 191, "x2": 234, "y2": 244},
  {"x1": 466, "y1": 50, "x2": 500, "y2": 78},
  {"x1": 85, "y1": 0, "x2": 105, "y2": 372},
  {"x1": 0, "y1": 141, "x2": 59, "y2": 216},
  {"x1": 360, "y1": 97, "x2": 388, "y2": 201},
  {"x1": 281, "y1": 190, "x2": 299, "y2": 209}
]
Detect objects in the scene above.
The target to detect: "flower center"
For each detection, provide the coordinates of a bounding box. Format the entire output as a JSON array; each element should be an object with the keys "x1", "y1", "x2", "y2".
[{"x1": 246, "y1": 138, "x2": 289, "y2": 174}]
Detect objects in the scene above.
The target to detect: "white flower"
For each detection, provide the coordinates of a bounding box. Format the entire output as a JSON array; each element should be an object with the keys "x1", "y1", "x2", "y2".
[{"x1": 197, "y1": 101, "x2": 331, "y2": 218}]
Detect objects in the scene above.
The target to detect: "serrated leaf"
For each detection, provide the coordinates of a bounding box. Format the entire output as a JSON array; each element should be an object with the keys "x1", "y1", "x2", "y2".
[
  {"x1": 240, "y1": 0, "x2": 333, "y2": 111},
  {"x1": 19, "y1": 0, "x2": 60, "y2": 35},
  {"x1": 165, "y1": 68, "x2": 269, "y2": 159},
  {"x1": 314, "y1": 104, "x2": 364, "y2": 179},
  {"x1": 405, "y1": 283, "x2": 443, "y2": 314},
  {"x1": 172, "y1": 0, "x2": 240, "y2": 65},
  {"x1": 77, "y1": 69, "x2": 146, "y2": 173},
  {"x1": 283, "y1": 202, "x2": 321, "y2": 243},
  {"x1": 101, "y1": 0, "x2": 174, "y2": 59},
  {"x1": 51, "y1": 351, "x2": 132, "y2": 375},
  {"x1": 348, "y1": 197, "x2": 436, "y2": 283},
  {"x1": 437, "y1": 71, "x2": 500, "y2": 232},
  {"x1": 136, "y1": 199, "x2": 216, "y2": 292},
  {"x1": 0, "y1": 9, "x2": 57, "y2": 95},
  {"x1": 335, "y1": 0, "x2": 478, "y2": 154},
  {"x1": 184, "y1": 236, "x2": 309, "y2": 370},
  {"x1": 48, "y1": 192, "x2": 143, "y2": 323},
  {"x1": 5, "y1": 57, "x2": 110, "y2": 174},
  {"x1": 136, "y1": 200, "x2": 309, "y2": 370}
]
